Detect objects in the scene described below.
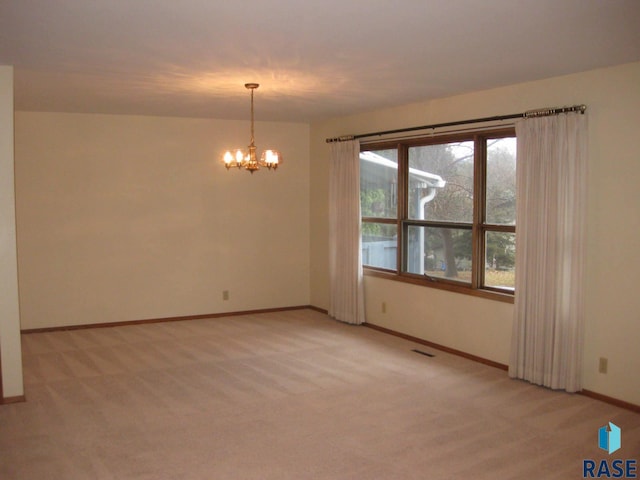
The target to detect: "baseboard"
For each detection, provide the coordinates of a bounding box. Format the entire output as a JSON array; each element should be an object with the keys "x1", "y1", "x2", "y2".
[
  {"x1": 1, "y1": 395, "x2": 26, "y2": 405},
  {"x1": 308, "y1": 305, "x2": 329, "y2": 315},
  {"x1": 363, "y1": 322, "x2": 640, "y2": 413},
  {"x1": 579, "y1": 389, "x2": 640, "y2": 414},
  {"x1": 21, "y1": 305, "x2": 315, "y2": 334},
  {"x1": 364, "y1": 321, "x2": 509, "y2": 371}
]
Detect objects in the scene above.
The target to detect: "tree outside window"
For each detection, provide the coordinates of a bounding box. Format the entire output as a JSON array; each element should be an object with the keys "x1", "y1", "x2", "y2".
[{"x1": 360, "y1": 130, "x2": 516, "y2": 298}]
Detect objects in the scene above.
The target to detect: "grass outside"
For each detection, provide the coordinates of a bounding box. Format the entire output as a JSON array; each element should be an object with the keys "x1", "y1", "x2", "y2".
[{"x1": 426, "y1": 269, "x2": 515, "y2": 288}]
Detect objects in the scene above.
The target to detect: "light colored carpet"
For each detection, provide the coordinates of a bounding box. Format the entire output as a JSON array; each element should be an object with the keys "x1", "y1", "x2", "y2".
[{"x1": 1, "y1": 309, "x2": 638, "y2": 479}]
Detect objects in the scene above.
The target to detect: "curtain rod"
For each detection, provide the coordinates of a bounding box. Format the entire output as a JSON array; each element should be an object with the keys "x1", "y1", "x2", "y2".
[{"x1": 325, "y1": 104, "x2": 586, "y2": 143}]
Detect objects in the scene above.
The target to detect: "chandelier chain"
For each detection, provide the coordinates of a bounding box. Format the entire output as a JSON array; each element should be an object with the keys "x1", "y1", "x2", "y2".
[{"x1": 250, "y1": 86, "x2": 255, "y2": 147}]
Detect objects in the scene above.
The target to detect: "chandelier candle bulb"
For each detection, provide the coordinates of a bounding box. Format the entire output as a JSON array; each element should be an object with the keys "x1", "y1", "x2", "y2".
[{"x1": 223, "y1": 83, "x2": 282, "y2": 173}]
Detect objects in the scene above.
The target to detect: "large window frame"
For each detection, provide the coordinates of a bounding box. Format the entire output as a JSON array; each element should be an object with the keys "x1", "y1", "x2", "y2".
[{"x1": 360, "y1": 128, "x2": 516, "y2": 303}]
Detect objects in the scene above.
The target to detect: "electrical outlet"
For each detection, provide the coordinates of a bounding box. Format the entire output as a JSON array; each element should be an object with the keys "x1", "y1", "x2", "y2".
[
  {"x1": 381, "y1": 301, "x2": 386, "y2": 313},
  {"x1": 222, "y1": 290, "x2": 229, "y2": 301},
  {"x1": 598, "y1": 357, "x2": 608, "y2": 374}
]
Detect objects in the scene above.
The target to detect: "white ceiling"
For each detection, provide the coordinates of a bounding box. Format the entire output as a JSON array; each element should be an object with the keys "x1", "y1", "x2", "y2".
[{"x1": 1, "y1": 0, "x2": 639, "y2": 122}]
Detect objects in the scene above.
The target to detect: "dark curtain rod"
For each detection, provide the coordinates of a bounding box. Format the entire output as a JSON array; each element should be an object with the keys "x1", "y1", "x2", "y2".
[{"x1": 325, "y1": 104, "x2": 586, "y2": 143}]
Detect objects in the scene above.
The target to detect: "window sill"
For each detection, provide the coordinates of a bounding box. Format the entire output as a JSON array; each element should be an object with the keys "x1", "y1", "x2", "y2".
[{"x1": 363, "y1": 268, "x2": 515, "y2": 304}]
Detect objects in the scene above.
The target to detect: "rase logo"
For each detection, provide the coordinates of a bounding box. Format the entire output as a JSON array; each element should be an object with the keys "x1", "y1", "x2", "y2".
[
  {"x1": 599, "y1": 422, "x2": 622, "y2": 454},
  {"x1": 583, "y1": 422, "x2": 637, "y2": 479}
]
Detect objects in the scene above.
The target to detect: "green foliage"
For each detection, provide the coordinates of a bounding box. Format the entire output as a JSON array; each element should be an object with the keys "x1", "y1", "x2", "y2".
[
  {"x1": 360, "y1": 188, "x2": 386, "y2": 217},
  {"x1": 362, "y1": 222, "x2": 382, "y2": 237},
  {"x1": 485, "y1": 232, "x2": 516, "y2": 269},
  {"x1": 486, "y1": 142, "x2": 517, "y2": 225}
]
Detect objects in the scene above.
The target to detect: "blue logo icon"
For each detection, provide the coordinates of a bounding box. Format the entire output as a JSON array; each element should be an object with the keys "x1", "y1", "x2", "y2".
[
  {"x1": 583, "y1": 422, "x2": 637, "y2": 478},
  {"x1": 599, "y1": 422, "x2": 622, "y2": 454}
]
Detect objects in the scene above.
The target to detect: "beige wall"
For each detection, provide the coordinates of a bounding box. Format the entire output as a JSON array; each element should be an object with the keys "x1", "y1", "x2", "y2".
[
  {"x1": 0, "y1": 66, "x2": 24, "y2": 398},
  {"x1": 15, "y1": 112, "x2": 310, "y2": 329},
  {"x1": 310, "y1": 62, "x2": 640, "y2": 406}
]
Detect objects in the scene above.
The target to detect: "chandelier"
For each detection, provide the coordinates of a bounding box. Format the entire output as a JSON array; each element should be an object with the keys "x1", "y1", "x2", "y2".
[{"x1": 223, "y1": 83, "x2": 281, "y2": 173}]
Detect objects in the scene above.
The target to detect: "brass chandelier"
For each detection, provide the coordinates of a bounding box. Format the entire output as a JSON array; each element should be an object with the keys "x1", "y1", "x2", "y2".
[{"x1": 223, "y1": 83, "x2": 281, "y2": 173}]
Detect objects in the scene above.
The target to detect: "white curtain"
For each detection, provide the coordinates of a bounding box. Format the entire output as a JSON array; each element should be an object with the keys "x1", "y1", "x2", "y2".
[
  {"x1": 328, "y1": 140, "x2": 365, "y2": 325},
  {"x1": 509, "y1": 113, "x2": 588, "y2": 392}
]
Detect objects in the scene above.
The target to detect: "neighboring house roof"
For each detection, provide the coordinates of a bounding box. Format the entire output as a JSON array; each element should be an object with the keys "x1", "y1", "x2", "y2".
[{"x1": 360, "y1": 151, "x2": 446, "y2": 189}]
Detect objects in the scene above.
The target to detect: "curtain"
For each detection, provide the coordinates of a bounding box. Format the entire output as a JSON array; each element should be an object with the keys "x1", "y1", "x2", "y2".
[
  {"x1": 328, "y1": 140, "x2": 365, "y2": 325},
  {"x1": 509, "y1": 113, "x2": 588, "y2": 392}
]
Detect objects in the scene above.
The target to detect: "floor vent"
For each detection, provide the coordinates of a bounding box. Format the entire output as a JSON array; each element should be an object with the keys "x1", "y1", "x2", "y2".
[{"x1": 412, "y1": 349, "x2": 435, "y2": 358}]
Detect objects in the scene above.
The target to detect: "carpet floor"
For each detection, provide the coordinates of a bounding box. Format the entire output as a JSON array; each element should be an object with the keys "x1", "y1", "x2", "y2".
[{"x1": 1, "y1": 309, "x2": 638, "y2": 479}]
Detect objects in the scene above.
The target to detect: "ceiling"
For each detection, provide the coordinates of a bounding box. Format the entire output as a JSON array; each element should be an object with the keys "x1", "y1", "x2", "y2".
[{"x1": 1, "y1": 0, "x2": 639, "y2": 123}]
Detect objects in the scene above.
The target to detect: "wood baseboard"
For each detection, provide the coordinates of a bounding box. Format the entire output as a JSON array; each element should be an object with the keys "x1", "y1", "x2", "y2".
[
  {"x1": 363, "y1": 322, "x2": 640, "y2": 413},
  {"x1": 364, "y1": 322, "x2": 509, "y2": 371},
  {"x1": 308, "y1": 305, "x2": 329, "y2": 315},
  {"x1": 21, "y1": 305, "x2": 315, "y2": 334},
  {"x1": 1, "y1": 395, "x2": 26, "y2": 405},
  {"x1": 579, "y1": 389, "x2": 640, "y2": 414}
]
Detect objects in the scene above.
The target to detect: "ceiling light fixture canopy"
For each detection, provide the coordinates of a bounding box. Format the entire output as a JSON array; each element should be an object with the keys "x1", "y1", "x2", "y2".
[{"x1": 223, "y1": 83, "x2": 281, "y2": 173}]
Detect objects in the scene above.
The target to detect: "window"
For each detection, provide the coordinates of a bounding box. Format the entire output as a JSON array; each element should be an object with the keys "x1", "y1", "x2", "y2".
[{"x1": 360, "y1": 129, "x2": 516, "y2": 300}]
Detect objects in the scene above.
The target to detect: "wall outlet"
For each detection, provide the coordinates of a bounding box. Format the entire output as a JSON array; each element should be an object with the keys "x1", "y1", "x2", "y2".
[
  {"x1": 598, "y1": 357, "x2": 608, "y2": 374},
  {"x1": 381, "y1": 301, "x2": 386, "y2": 313},
  {"x1": 222, "y1": 290, "x2": 229, "y2": 301}
]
